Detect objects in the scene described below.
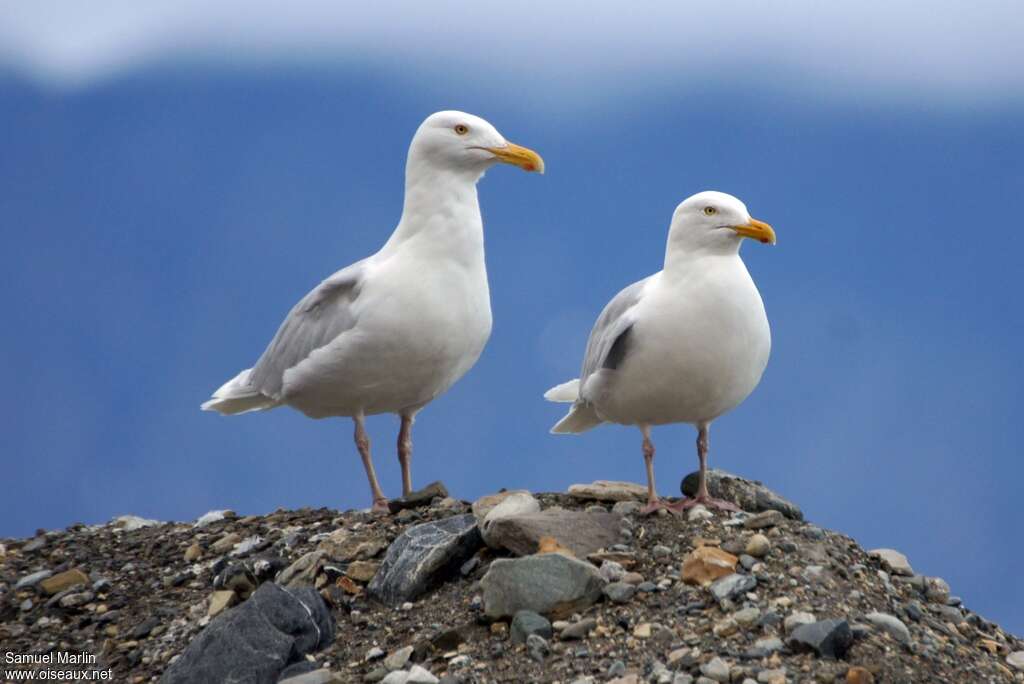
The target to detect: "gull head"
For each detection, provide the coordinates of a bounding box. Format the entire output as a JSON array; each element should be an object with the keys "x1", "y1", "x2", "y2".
[
  {"x1": 669, "y1": 191, "x2": 776, "y2": 253},
  {"x1": 408, "y1": 111, "x2": 544, "y2": 177}
]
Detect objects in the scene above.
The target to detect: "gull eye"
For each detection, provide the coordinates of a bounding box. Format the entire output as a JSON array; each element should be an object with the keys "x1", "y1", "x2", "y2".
[
  {"x1": 703, "y1": 206, "x2": 717, "y2": 216},
  {"x1": 454, "y1": 124, "x2": 469, "y2": 135}
]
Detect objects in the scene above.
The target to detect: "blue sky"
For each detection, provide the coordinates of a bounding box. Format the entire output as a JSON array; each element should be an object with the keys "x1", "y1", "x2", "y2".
[{"x1": 2, "y1": 2, "x2": 1022, "y2": 634}]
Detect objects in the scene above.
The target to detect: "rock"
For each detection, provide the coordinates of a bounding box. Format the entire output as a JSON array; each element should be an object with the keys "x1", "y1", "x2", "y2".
[
  {"x1": 367, "y1": 514, "x2": 482, "y2": 606},
  {"x1": 346, "y1": 560, "x2": 381, "y2": 583},
  {"x1": 214, "y1": 563, "x2": 257, "y2": 599},
  {"x1": 868, "y1": 548, "x2": 913, "y2": 576},
  {"x1": 633, "y1": 622, "x2": 651, "y2": 638},
  {"x1": 713, "y1": 617, "x2": 738, "y2": 637},
  {"x1": 14, "y1": 569, "x2": 52, "y2": 590},
  {"x1": 405, "y1": 665, "x2": 439, "y2": 684},
  {"x1": 510, "y1": 610, "x2": 552, "y2": 644},
  {"x1": 526, "y1": 634, "x2": 549, "y2": 662},
  {"x1": 1007, "y1": 652, "x2": 1024, "y2": 671},
  {"x1": 600, "y1": 560, "x2": 626, "y2": 582},
  {"x1": 603, "y1": 581, "x2": 636, "y2": 604},
  {"x1": 112, "y1": 515, "x2": 162, "y2": 531},
  {"x1": 160, "y1": 582, "x2": 334, "y2": 684},
  {"x1": 700, "y1": 657, "x2": 730, "y2": 682},
  {"x1": 743, "y1": 510, "x2": 783, "y2": 530},
  {"x1": 58, "y1": 590, "x2": 95, "y2": 608},
  {"x1": 387, "y1": 481, "x2": 450, "y2": 514},
  {"x1": 924, "y1": 576, "x2": 950, "y2": 604},
  {"x1": 612, "y1": 501, "x2": 643, "y2": 515},
  {"x1": 846, "y1": 667, "x2": 875, "y2": 684},
  {"x1": 194, "y1": 510, "x2": 233, "y2": 528},
  {"x1": 784, "y1": 611, "x2": 816, "y2": 634},
  {"x1": 865, "y1": 612, "x2": 911, "y2": 644},
  {"x1": 471, "y1": 490, "x2": 534, "y2": 520},
  {"x1": 709, "y1": 573, "x2": 756, "y2": 602},
  {"x1": 278, "y1": 550, "x2": 327, "y2": 587},
  {"x1": 278, "y1": 670, "x2": 340, "y2": 684},
  {"x1": 680, "y1": 469, "x2": 803, "y2": 520},
  {"x1": 483, "y1": 508, "x2": 625, "y2": 558},
  {"x1": 561, "y1": 617, "x2": 597, "y2": 640},
  {"x1": 479, "y1": 492, "x2": 541, "y2": 542},
  {"x1": 384, "y1": 646, "x2": 414, "y2": 671},
  {"x1": 734, "y1": 606, "x2": 761, "y2": 627},
  {"x1": 210, "y1": 532, "x2": 242, "y2": 554},
  {"x1": 681, "y1": 546, "x2": 738, "y2": 587},
  {"x1": 208, "y1": 590, "x2": 238, "y2": 617},
  {"x1": 39, "y1": 568, "x2": 89, "y2": 595},
  {"x1": 687, "y1": 505, "x2": 713, "y2": 522},
  {"x1": 567, "y1": 481, "x2": 647, "y2": 502},
  {"x1": 787, "y1": 619, "x2": 853, "y2": 659},
  {"x1": 480, "y1": 553, "x2": 605, "y2": 619},
  {"x1": 184, "y1": 543, "x2": 202, "y2": 562},
  {"x1": 745, "y1": 534, "x2": 770, "y2": 558}
]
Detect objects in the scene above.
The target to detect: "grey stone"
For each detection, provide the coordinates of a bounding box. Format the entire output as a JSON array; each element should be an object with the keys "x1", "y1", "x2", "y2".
[
  {"x1": 384, "y1": 646, "x2": 414, "y2": 672},
  {"x1": 561, "y1": 618, "x2": 597, "y2": 640},
  {"x1": 783, "y1": 611, "x2": 816, "y2": 634},
  {"x1": 526, "y1": 634, "x2": 549, "y2": 662},
  {"x1": 480, "y1": 553, "x2": 605, "y2": 619},
  {"x1": 567, "y1": 480, "x2": 647, "y2": 502},
  {"x1": 865, "y1": 611, "x2": 911, "y2": 644},
  {"x1": 787, "y1": 619, "x2": 853, "y2": 659},
  {"x1": 483, "y1": 509, "x2": 625, "y2": 558},
  {"x1": 743, "y1": 510, "x2": 784, "y2": 530},
  {"x1": 607, "y1": 661, "x2": 626, "y2": 677},
  {"x1": 387, "y1": 481, "x2": 449, "y2": 514},
  {"x1": 924, "y1": 577, "x2": 950, "y2": 604},
  {"x1": 868, "y1": 548, "x2": 913, "y2": 576},
  {"x1": 700, "y1": 657, "x2": 730, "y2": 682},
  {"x1": 612, "y1": 501, "x2": 643, "y2": 515},
  {"x1": 1007, "y1": 651, "x2": 1024, "y2": 671},
  {"x1": 680, "y1": 469, "x2": 803, "y2": 520},
  {"x1": 160, "y1": 582, "x2": 334, "y2": 684},
  {"x1": 511, "y1": 610, "x2": 552, "y2": 644},
  {"x1": 368, "y1": 514, "x2": 482, "y2": 607},
  {"x1": 278, "y1": 550, "x2": 327, "y2": 588},
  {"x1": 406, "y1": 666, "x2": 439, "y2": 684},
  {"x1": 14, "y1": 569, "x2": 52, "y2": 590},
  {"x1": 599, "y1": 560, "x2": 626, "y2": 583},
  {"x1": 709, "y1": 573, "x2": 756, "y2": 602},
  {"x1": 603, "y1": 581, "x2": 636, "y2": 604},
  {"x1": 278, "y1": 670, "x2": 337, "y2": 684}
]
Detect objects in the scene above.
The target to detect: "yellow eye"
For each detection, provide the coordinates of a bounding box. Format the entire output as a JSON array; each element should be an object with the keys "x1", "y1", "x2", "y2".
[
  {"x1": 454, "y1": 124, "x2": 469, "y2": 135},
  {"x1": 703, "y1": 206, "x2": 717, "y2": 216}
]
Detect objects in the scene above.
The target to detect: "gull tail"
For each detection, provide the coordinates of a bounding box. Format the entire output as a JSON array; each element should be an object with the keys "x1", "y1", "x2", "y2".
[
  {"x1": 550, "y1": 403, "x2": 603, "y2": 434},
  {"x1": 543, "y1": 378, "x2": 580, "y2": 403},
  {"x1": 201, "y1": 368, "x2": 280, "y2": 415}
]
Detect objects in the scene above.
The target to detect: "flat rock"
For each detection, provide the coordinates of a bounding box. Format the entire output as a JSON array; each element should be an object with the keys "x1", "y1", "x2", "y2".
[
  {"x1": 479, "y1": 492, "x2": 541, "y2": 547},
  {"x1": 483, "y1": 509, "x2": 626, "y2": 558},
  {"x1": 681, "y1": 546, "x2": 738, "y2": 587},
  {"x1": 680, "y1": 469, "x2": 803, "y2": 520},
  {"x1": 14, "y1": 569, "x2": 52, "y2": 590},
  {"x1": 368, "y1": 514, "x2": 482, "y2": 606},
  {"x1": 709, "y1": 573, "x2": 756, "y2": 602},
  {"x1": 112, "y1": 515, "x2": 162, "y2": 531},
  {"x1": 278, "y1": 550, "x2": 327, "y2": 587},
  {"x1": 278, "y1": 668, "x2": 339, "y2": 684},
  {"x1": 511, "y1": 610, "x2": 552, "y2": 644},
  {"x1": 787, "y1": 619, "x2": 853, "y2": 659},
  {"x1": 567, "y1": 481, "x2": 648, "y2": 502},
  {"x1": 480, "y1": 553, "x2": 606, "y2": 619},
  {"x1": 160, "y1": 582, "x2": 334, "y2": 684},
  {"x1": 387, "y1": 481, "x2": 449, "y2": 514},
  {"x1": 471, "y1": 490, "x2": 534, "y2": 520},
  {"x1": 39, "y1": 568, "x2": 89, "y2": 595},
  {"x1": 743, "y1": 510, "x2": 784, "y2": 530},
  {"x1": 868, "y1": 548, "x2": 913, "y2": 576},
  {"x1": 865, "y1": 612, "x2": 911, "y2": 644},
  {"x1": 1007, "y1": 651, "x2": 1024, "y2": 671}
]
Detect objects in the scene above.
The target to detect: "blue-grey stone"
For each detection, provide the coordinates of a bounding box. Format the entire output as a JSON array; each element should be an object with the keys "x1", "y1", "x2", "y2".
[
  {"x1": 787, "y1": 619, "x2": 853, "y2": 659},
  {"x1": 511, "y1": 610, "x2": 552, "y2": 644},
  {"x1": 368, "y1": 514, "x2": 482, "y2": 607}
]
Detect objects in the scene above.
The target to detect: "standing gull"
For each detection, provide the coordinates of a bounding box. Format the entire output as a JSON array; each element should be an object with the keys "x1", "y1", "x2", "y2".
[
  {"x1": 545, "y1": 191, "x2": 775, "y2": 513},
  {"x1": 203, "y1": 110, "x2": 544, "y2": 512}
]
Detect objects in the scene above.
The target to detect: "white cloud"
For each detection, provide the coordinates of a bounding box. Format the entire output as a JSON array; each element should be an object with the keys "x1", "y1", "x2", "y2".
[{"x1": 1, "y1": 1, "x2": 1022, "y2": 102}]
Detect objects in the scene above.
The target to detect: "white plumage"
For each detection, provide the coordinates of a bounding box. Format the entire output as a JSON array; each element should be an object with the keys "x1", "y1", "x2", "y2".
[
  {"x1": 546, "y1": 191, "x2": 776, "y2": 512},
  {"x1": 204, "y1": 110, "x2": 543, "y2": 511}
]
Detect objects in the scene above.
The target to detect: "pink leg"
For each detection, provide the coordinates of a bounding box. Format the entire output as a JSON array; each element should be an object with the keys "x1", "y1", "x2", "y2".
[
  {"x1": 666, "y1": 422, "x2": 739, "y2": 513},
  {"x1": 639, "y1": 426, "x2": 674, "y2": 515},
  {"x1": 397, "y1": 413, "x2": 415, "y2": 497},
  {"x1": 354, "y1": 415, "x2": 389, "y2": 513}
]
